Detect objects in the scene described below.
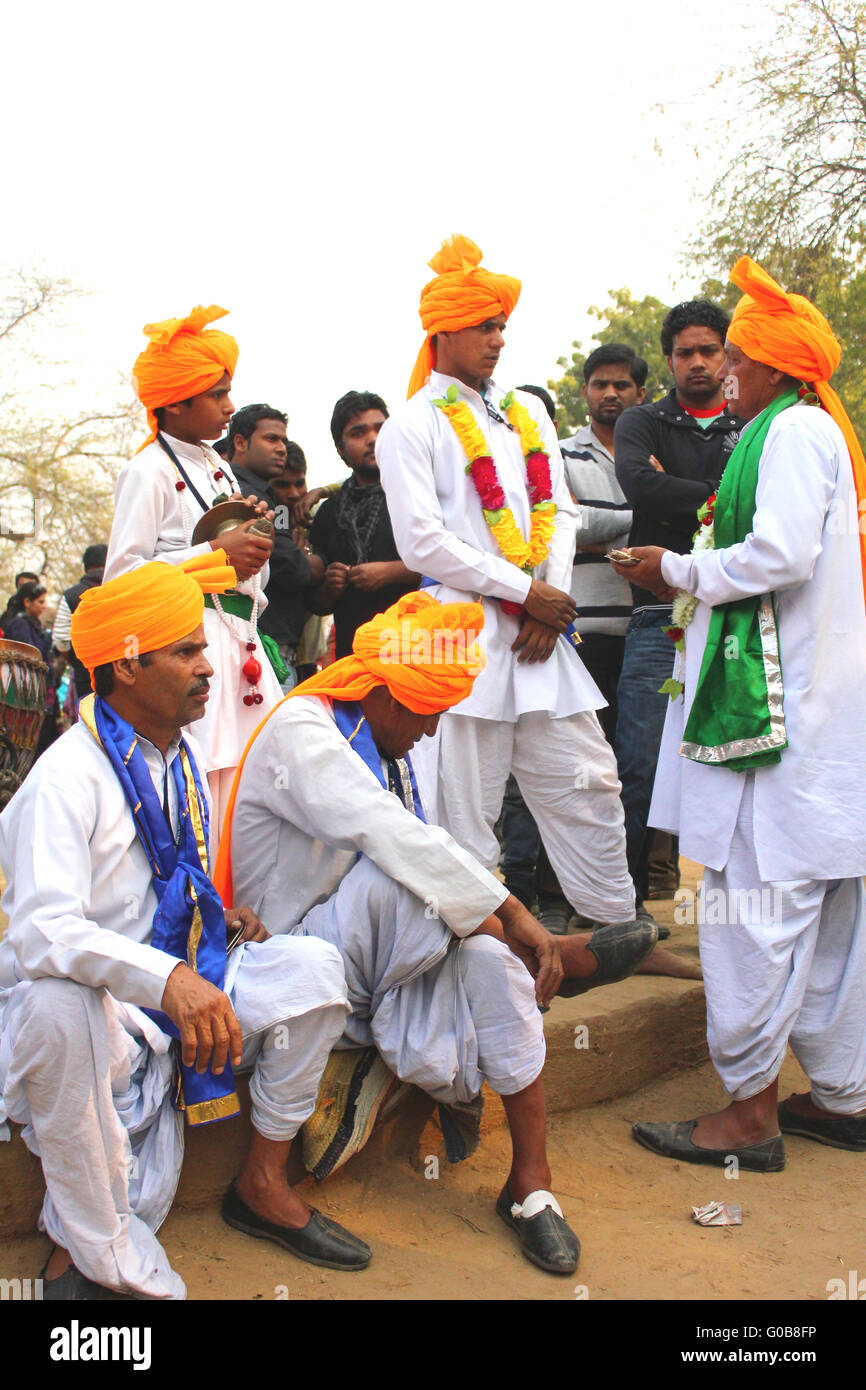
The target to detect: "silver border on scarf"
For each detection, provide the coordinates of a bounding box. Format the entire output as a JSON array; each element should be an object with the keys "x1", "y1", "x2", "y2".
[{"x1": 680, "y1": 595, "x2": 787, "y2": 764}]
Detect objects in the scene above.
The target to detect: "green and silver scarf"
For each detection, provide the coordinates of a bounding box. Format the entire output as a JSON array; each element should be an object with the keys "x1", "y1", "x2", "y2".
[{"x1": 681, "y1": 388, "x2": 799, "y2": 771}]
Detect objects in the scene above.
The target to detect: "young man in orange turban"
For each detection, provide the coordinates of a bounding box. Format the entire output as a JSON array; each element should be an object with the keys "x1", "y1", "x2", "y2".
[
  {"x1": 0, "y1": 556, "x2": 371, "y2": 1299},
  {"x1": 612, "y1": 257, "x2": 866, "y2": 1170},
  {"x1": 377, "y1": 236, "x2": 654, "y2": 957},
  {"x1": 105, "y1": 305, "x2": 284, "y2": 841},
  {"x1": 215, "y1": 590, "x2": 652, "y2": 1275}
]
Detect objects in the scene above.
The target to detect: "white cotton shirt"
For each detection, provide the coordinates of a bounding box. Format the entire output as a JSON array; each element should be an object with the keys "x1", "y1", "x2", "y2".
[
  {"x1": 0, "y1": 720, "x2": 202, "y2": 1008},
  {"x1": 104, "y1": 433, "x2": 282, "y2": 772},
  {"x1": 650, "y1": 403, "x2": 866, "y2": 881},
  {"x1": 376, "y1": 372, "x2": 603, "y2": 722},
  {"x1": 228, "y1": 694, "x2": 508, "y2": 938}
]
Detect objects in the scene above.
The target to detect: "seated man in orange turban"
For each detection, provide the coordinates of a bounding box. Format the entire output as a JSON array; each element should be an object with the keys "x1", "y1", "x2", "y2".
[
  {"x1": 216, "y1": 591, "x2": 655, "y2": 1276},
  {"x1": 377, "y1": 235, "x2": 654, "y2": 958},
  {"x1": 0, "y1": 555, "x2": 371, "y2": 1299},
  {"x1": 105, "y1": 305, "x2": 284, "y2": 843},
  {"x1": 613, "y1": 257, "x2": 866, "y2": 1171}
]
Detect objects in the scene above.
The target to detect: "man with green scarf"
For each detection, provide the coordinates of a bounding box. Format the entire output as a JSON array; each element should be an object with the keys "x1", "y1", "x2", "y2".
[{"x1": 611, "y1": 257, "x2": 866, "y2": 1171}]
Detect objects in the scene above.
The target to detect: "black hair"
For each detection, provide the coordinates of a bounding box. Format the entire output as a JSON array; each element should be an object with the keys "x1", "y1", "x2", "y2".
[
  {"x1": 15, "y1": 571, "x2": 38, "y2": 586},
  {"x1": 93, "y1": 649, "x2": 153, "y2": 697},
  {"x1": 284, "y1": 441, "x2": 307, "y2": 472},
  {"x1": 227, "y1": 404, "x2": 288, "y2": 459},
  {"x1": 6, "y1": 582, "x2": 47, "y2": 621},
  {"x1": 660, "y1": 300, "x2": 730, "y2": 357},
  {"x1": 211, "y1": 436, "x2": 232, "y2": 458},
  {"x1": 517, "y1": 385, "x2": 557, "y2": 423},
  {"x1": 82, "y1": 544, "x2": 107, "y2": 571},
  {"x1": 330, "y1": 391, "x2": 389, "y2": 450},
  {"x1": 583, "y1": 343, "x2": 648, "y2": 389}
]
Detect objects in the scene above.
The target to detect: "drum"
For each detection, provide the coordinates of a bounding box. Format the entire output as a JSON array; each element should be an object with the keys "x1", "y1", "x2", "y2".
[{"x1": 0, "y1": 639, "x2": 48, "y2": 808}]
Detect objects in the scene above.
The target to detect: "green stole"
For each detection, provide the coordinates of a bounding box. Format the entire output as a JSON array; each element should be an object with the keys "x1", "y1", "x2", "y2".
[{"x1": 681, "y1": 388, "x2": 799, "y2": 771}]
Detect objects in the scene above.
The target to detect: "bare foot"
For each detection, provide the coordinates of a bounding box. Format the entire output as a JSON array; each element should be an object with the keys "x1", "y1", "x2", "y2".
[
  {"x1": 558, "y1": 932, "x2": 601, "y2": 981},
  {"x1": 691, "y1": 1097, "x2": 780, "y2": 1149},
  {"x1": 234, "y1": 1170, "x2": 312, "y2": 1230},
  {"x1": 782, "y1": 1090, "x2": 866, "y2": 1121},
  {"x1": 635, "y1": 945, "x2": 703, "y2": 980}
]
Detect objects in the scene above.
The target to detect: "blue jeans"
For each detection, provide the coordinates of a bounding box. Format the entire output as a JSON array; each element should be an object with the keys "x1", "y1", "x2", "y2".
[
  {"x1": 615, "y1": 609, "x2": 676, "y2": 905},
  {"x1": 499, "y1": 772, "x2": 541, "y2": 908}
]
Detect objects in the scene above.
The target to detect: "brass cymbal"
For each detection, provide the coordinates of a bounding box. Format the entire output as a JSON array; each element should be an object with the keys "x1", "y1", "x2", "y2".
[{"x1": 191, "y1": 501, "x2": 274, "y2": 545}]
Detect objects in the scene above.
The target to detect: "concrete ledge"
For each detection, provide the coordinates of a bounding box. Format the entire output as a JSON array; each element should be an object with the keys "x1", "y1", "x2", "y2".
[{"x1": 0, "y1": 977, "x2": 706, "y2": 1240}]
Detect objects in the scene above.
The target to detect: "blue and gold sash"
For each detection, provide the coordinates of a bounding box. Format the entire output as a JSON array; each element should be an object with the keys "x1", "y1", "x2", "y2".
[
  {"x1": 333, "y1": 700, "x2": 425, "y2": 820},
  {"x1": 80, "y1": 694, "x2": 240, "y2": 1125}
]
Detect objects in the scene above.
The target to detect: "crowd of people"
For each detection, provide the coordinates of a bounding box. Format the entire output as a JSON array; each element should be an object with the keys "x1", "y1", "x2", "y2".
[{"x1": 0, "y1": 234, "x2": 864, "y2": 1301}]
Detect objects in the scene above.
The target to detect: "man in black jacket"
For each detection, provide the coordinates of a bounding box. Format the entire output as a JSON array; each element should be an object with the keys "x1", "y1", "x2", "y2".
[
  {"x1": 227, "y1": 404, "x2": 322, "y2": 690},
  {"x1": 614, "y1": 301, "x2": 745, "y2": 916},
  {"x1": 51, "y1": 545, "x2": 107, "y2": 706}
]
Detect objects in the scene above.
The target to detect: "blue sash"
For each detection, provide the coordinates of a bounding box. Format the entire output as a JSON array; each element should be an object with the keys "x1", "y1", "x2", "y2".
[
  {"x1": 79, "y1": 695, "x2": 240, "y2": 1126},
  {"x1": 332, "y1": 700, "x2": 425, "y2": 820}
]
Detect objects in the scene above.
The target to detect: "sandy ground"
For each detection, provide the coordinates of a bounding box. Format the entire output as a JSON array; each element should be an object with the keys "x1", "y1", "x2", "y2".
[{"x1": 5, "y1": 1048, "x2": 863, "y2": 1302}]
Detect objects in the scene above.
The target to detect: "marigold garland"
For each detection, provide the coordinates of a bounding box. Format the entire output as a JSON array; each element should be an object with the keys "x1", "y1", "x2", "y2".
[{"x1": 432, "y1": 384, "x2": 557, "y2": 578}]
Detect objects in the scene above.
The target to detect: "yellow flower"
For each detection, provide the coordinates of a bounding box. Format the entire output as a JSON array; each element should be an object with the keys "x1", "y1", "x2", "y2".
[{"x1": 507, "y1": 398, "x2": 544, "y2": 456}]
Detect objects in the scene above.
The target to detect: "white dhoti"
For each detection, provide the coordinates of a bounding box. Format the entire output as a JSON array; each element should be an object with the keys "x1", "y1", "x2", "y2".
[
  {"x1": 299, "y1": 857, "x2": 545, "y2": 1104},
  {"x1": 0, "y1": 935, "x2": 348, "y2": 1298},
  {"x1": 437, "y1": 711, "x2": 635, "y2": 925},
  {"x1": 700, "y1": 779, "x2": 866, "y2": 1110}
]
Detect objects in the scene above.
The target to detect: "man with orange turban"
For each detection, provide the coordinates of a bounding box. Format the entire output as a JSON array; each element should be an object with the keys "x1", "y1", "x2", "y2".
[
  {"x1": 377, "y1": 235, "x2": 650, "y2": 949},
  {"x1": 0, "y1": 555, "x2": 372, "y2": 1299},
  {"x1": 611, "y1": 257, "x2": 866, "y2": 1171},
  {"x1": 216, "y1": 590, "x2": 654, "y2": 1275},
  {"x1": 105, "y1": 305, "x2": 283, "y2": 843}
]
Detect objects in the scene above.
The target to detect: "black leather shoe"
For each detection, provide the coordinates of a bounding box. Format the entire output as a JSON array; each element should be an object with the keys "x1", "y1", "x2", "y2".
[
  {"x1": 632, "y1": 1119, "x2": 786, "y2": 1172},
  {"x1": 41, "y1": 1266, "x2": 111, "y2": 1300},
  {"x1": 558, "y1": 918, "x2": 659, "y2": 998},
  {"x1": 636, "y1": 903, "x2": 671, "y2": 940},
  {"x1": 495, "y1": 1185, "x2": 580, "y2": 1275},
  {"x1": 222, "y1": 1180, "x2": 372, "y2": 1270},
  {"x1": 778, "y1": 1100, "x2": 866, "y2": 1152}
]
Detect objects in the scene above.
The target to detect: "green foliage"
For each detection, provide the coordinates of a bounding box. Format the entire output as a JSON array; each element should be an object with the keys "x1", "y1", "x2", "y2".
[{"x1": 548, "y1": 288, "x2": 672, "y2": 436}]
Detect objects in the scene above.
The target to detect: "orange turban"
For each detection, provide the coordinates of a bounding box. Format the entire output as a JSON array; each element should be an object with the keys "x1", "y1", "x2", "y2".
[
  {"x1": 408, "y1": 235, "x2": 522, "y2": 398},
  {"x1": 71, "y1": 550, "x2": 237, "y2": 685},
  {"x1": 728, "y1": 255, "x2": 866, "y2": 598},
  {"x1": 132, "y1": 304, "x2": 239, "y2": 449},
  {"x1": 213, "y1": 592, "x2": 484, "y2": 904}
]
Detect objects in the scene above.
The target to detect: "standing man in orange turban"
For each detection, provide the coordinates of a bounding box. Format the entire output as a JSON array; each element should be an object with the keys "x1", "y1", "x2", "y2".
[
  {"x1": 105, "y1": 305, "x2": 284, "y2": 840},
  {"x1": 613, "y1": 257, "x2": 866, "y2": 1171},
  {"x1": 0, "y1": 556, "x2": 371, "y2": 1299},
  {"x1": 377, "y1": 236, "x2": 652, "y2": 954}
]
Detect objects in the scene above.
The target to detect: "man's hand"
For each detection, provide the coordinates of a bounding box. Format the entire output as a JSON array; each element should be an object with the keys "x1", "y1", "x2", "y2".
[
  {"x1": 648, "y1": 454, "x2": 665, "y2": 473},
  {"x1": 214, "y1": 518, "x2": 274, "y2": 580},
  {"x1": 609, "y1": 545, "x2": 676, "y2": 600},
  {"x1": 523, "y1": 579, "x2": 577, "y2": 632},
  {"x1": 322, "y1": 561, "x2": 350, "y2": 600},
  {"x1": 225, "y1": 491, "x2": 271, "y2": 518},
  {"x1": 160, "y1": 962, "x2": 243, "y2": 1075},
  {"x1": 291, "y1": 487, "x2": 327, "y2": 529},
  {"x1": 224, "y1": 906, "x2": 269, "y2": 945},
  {"x1": 495, "y1": 894, "x2": 564, "y2": 1007},
  {"x1": 511, "y1": 615, "x2": 559, "y2": 664},
  {"x1": 347, "y1": 562, "x2": 391, "y2": 592}
]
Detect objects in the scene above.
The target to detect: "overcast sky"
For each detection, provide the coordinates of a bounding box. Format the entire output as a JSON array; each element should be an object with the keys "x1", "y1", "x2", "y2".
[{"x1": 4, "y1": 0, "x2": 770, "y2": 486}]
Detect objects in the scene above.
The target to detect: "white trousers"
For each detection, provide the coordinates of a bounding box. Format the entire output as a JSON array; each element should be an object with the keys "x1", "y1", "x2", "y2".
[
  {"x1": 701, "y1": 779, "x2": 866, "y2": 1109},
  {"x1": 438, "y1": 711, "x2": 635, "y2": 924},
  {"x1": 0, "y1": 935, "x2": 348, "y2": 1299},
  {"x1": 300, "y1": 856, "x2": 546, "y2": 1104}
]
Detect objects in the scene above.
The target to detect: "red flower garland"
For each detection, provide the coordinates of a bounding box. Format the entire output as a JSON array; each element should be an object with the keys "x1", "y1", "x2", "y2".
[{"x1": 468, "y1": 456, "x2": 506, "y2": 512}]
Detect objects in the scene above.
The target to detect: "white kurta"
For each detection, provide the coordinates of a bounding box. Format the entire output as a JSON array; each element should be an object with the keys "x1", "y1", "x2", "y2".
[
  {"x1": 650, "y1": 403, "x2": 866, "y2": 880},
  {"x1": 104, "y1": 434, "x2": 283, "y2": 776},
  {"x1": 228, "y1": 695, "x2": 546, "y2": 1102},
  {"x1": 0, "y1": 719, "x2": 348, "y2": 1297},
  {"x1": 376, "y1": 373, "x2": 602, "y2": 721}
]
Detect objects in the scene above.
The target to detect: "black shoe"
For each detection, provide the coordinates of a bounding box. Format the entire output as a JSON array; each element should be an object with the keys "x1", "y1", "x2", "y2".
[
  {"x1": 221, "y1": 1180, "x2": 372, "y2": 1271},
  {"x1": 39, "y1": 1250, "x2": 114, "y2": 1301},
  {"x1": 636, "y1": 903, "x2": 671, "y2": 940},
  {"x1": 438, "y1": 1092, "x2": 485, "y2": 1163},
  {"x1": 778, "y1": 1100, "x2": 866, "y2": 1152},
  {"x1": 558, "y1": 918, "x2": 659, "y2": 998},
  {"x1": 632, "y1": 1119, "x2": 786, "y2": 1172},
  {"x1": 496, "y1": 1185, "x2": 580, "y2": 1275}
]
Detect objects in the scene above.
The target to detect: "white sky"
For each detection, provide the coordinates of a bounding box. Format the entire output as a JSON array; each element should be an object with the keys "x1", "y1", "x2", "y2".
[{"x1": 3, "y1": 0, "x2": 770, "y2": 486}]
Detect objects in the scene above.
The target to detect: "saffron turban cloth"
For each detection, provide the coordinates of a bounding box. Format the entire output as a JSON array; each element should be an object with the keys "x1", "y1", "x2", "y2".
[
  {"x1": 213, "y1": 591, "x2": 485, "y2": 903},
  {"x1": 727, "y1": 255, "x2": 866, "y2": 597},
  {"x1": 408, "y1": 234, "x2": 522, "y2": 398},
  {"x1": 71, "y1": 550, "x2": 238, "y2": 686},
  {"x1": 132, "y1": 304, "x2": 239, "y2": 448}
]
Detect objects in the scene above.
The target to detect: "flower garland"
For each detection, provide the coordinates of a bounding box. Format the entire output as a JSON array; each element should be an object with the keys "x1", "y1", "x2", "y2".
[
  {"x1": 660, "y1": 491, "x2": 717, "y2": 701},
  {"x1": 432, "y1": 385, "x2": 557, "y2": 609}
]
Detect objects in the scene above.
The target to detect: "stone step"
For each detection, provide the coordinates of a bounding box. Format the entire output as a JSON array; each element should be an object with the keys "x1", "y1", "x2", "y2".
[{"x1": 0, "y1": 975, "x2": 706, "y2": 1239}]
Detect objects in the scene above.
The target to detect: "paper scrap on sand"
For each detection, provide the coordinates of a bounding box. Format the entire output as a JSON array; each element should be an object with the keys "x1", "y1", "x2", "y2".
[{"x1": 692, "y1": 1201, "x2": 742, "y2": 1227}]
